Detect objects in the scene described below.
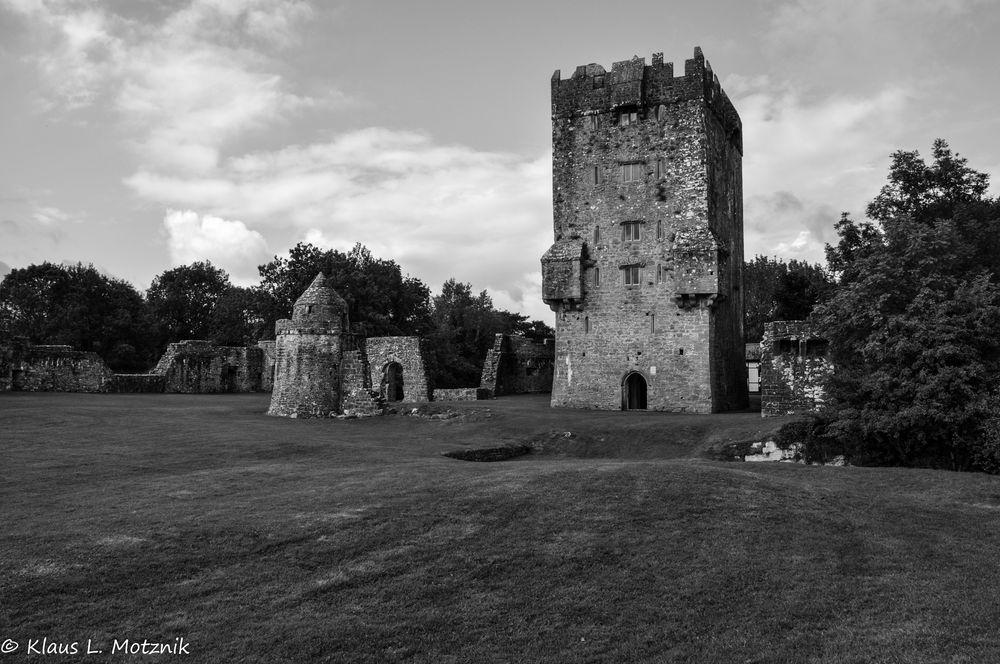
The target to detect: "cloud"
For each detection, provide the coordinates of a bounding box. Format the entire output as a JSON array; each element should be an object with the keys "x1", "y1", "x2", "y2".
[
  {"x1": 5, "y1": 0, "x2": 340, "y2": 173},
  {"x1": 163, "y1": 209, "x2": 272, "y2": 285},
  {"x1": 728, "y1": 77, "x2": 911, "y2": 264},
  {"x1": 127, "y1": 128, "x2": 554, "y2": 319}
]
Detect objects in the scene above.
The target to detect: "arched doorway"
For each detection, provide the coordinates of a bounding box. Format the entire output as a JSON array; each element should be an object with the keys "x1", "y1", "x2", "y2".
[
  {"x1": 382, "y1": 362, "x2": 404, "y2": 402},
  {"x1": 622, "y1": 372, "x2": 647, "y2": 410}
]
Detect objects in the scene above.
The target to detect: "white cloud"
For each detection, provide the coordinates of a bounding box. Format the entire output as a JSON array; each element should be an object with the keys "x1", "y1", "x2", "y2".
[
  {"x1": 6, "y1": 0, "x2": 339, "y2": 173},
  {"x1": 128, "y1": 128, "x2": 554, "y2": 319},
  {"x1": 729, "y1": 76, "x2": 911, "y2": 264},
  {"x1": 163, "y1": 209, "x2": 271, "y2": 284}
]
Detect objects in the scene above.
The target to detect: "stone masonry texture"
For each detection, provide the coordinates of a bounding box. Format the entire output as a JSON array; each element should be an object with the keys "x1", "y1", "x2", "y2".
[
  {"x1": 760, "y1": 320, "x2": 832, "y2": 417},
  {"x1": 365, "y1": 336, "x2": 430, "y2": 403},
  {"x1": 268, "y1": 273, "x2": 348, "y2": 418},
  {"x1": 542, "y1": 47, "x2": 747, "y2": 412},
  {"x1": 480, "y1": 334, "x2": 555, "y2": 396}
]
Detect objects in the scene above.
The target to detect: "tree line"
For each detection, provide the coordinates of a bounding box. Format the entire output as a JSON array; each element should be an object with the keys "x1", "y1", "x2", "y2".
[{"x1": 0, "y1": 243, "x2": 554, "y2": 389}]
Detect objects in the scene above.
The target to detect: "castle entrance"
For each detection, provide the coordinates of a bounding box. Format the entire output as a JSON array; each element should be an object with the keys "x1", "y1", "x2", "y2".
[
  {"x1": 382, "y1": 362, "x2": 404, "y2": 402},
  {"x1": 622, "y1": 372, "x2": 647, "y2": 410}
]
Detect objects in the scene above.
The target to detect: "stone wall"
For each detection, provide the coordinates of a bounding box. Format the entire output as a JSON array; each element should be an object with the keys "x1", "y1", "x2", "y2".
[
  {"x1": 153, "y1": 340, "x2": 264, "y2": 393},
  {"x1": 0, "y1": 342, "x2": 112, "y2": 392},
  {"x1": 433, "y1": 388, "x2": 491, "y2": 402},
  {"x1": 340, "y1": 346, "x2": 384, "y2": 417},
  {"x1": 760, "y1": 321, "x2": 832, "y2": 417},
  {"x1": 107, "y1": 374, "x2": 167, "y2": 393},
  {"x1": 258, "y1": 340, "x2": 276, "y2": 392},
  {"x1": 365, "y1": 336, "x2": 430, "y2": 403},
  {"x1": 480, "y1": 334, "x2": 555, "y2": 396},
  {"x1": 543, "y1": 47, "x2": 746, "y2": 412}
]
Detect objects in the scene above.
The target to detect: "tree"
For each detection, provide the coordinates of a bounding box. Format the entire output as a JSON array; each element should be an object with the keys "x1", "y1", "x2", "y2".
[
  {"x1": 257, "y1": 243, "x2": 433, "y2": 339},
  {"x1": 146, "y1": 262, "x2": 232, "y2": 350},
  {"x1": 0, "y1": 262, "x2": 155, "y2": 371},
  {"x1": 815, "y1": 140, "x2": 1000, "y2": 471},
  {"x1": 744, "y1": 255, "x2": 831, "y2": 343}
]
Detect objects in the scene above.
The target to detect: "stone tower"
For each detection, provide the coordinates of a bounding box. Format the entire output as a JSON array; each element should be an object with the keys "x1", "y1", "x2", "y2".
[
  {"x1": 542, "y1": 47, "x2": 747, "y2": 412},
  {"x1": 267, "y1": 273, "x2": 349, "y2": 417}
]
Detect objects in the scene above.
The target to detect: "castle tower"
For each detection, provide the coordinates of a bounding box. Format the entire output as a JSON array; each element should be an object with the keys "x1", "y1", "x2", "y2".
[
  {"x1": 542, "y1": 47, "x2": 747, "y2": 412},
  {"x1": 267, "y1": 273, "x2": 349, "y2": 418}
]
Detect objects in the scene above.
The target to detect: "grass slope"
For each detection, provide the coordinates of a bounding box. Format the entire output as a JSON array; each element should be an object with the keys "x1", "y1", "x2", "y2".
[{"x1": 3, "y1": 393, "x2": 1000, "y2": 662}]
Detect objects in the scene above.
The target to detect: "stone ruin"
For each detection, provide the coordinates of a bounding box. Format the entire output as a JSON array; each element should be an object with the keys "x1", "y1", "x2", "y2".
[
  {"x1": 480, "y1": 333, "x2": 555, "y2": 397},
  {"x1": 0, "y1": 336, "x2": 276, "y2": 395},
  {"x1": 266, "y1": 273, "x2": 433, "y2": 418},
  {"x1": 760, "y1": 320, "x2": 832, "y2": 417}
]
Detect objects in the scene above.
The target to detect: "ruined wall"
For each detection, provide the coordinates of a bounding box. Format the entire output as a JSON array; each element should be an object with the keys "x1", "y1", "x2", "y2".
[
  {"x1": 365, "y1": 336, "x2": 430, "y2": 403},
  {"x1": 543, "y1": 47, "x2": 746, "y2": 412},
  {"x1": 480, "y1": 334, "x2": 555, "y2": 396},
  {"x1": 107, "y1": 374, "x2": 167, "y2": 393},
  {"x1": 340, "y1": 344, "x2": 384, "y2": 417},
  {"x1": 433, "y1": 388, "x2": 490, "y2": 402},
  {"x1": 760, "y1": 321, "x2": 832, "y2": 417},
  {"x1": 153, "y1": 340, "x2": 264, "y2": 393},
  {"x1": 0, "y1": 344, "x2": 113, "y2": 392},
  {"x1": 258, "y1": 340, "x2": 276, "y2": 392}
]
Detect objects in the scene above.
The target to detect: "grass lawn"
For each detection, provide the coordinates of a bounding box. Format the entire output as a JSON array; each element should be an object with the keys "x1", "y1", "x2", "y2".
[{"x1": 3, "y1": 393, "x2": 1000, "y2": 662}]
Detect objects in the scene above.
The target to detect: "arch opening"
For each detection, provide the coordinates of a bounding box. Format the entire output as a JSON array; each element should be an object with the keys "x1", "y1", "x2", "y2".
[
  {"x1": 622, "y1": 371, "x2": 648, "y2": 410},
  {"x1": 382, "y1": 362, "x2": 404, "y2": 402}
]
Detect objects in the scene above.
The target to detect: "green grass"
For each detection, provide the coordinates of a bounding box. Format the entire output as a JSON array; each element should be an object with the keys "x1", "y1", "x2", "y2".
[{"x1": 3, "y1": 393, "x2": 1000, "y2": 662}]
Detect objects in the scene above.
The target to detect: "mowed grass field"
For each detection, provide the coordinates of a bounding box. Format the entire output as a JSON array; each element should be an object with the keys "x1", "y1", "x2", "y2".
[{"x1": 4, "y1": 393, "x2": 1000, "y2": 663}]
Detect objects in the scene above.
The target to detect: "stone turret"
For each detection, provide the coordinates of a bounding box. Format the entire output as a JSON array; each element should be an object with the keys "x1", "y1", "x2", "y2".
[{"x1": 267, "y1": 273, "x2": 349, "y2": 417}]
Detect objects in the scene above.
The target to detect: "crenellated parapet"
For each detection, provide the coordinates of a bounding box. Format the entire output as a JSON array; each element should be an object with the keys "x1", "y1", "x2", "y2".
[{"x1": 551, "y1": 47, "x2": 741, "y2": 154}]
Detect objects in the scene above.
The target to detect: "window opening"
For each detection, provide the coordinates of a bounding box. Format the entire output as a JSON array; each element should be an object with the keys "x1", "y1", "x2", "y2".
[
  {"x1": 621, "y1": 162, "x2": 644, "y2": 182},
  {"x1": 623, "y1": 265, "x2": 641, "y2": 286},
  {"x1": 621, "y1": 221, "x2": 641, "y2": 242}
]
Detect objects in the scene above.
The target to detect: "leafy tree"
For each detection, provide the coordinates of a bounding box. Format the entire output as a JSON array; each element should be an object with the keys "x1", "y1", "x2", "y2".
[
  {"x1": 0, "y1": 262, "x2": 155, "y2": 371},
  {"x1": 208, "y1": 286, "x2": 271, "y2": 346},
  {"x1": 257, "y1": 243, "x2": 432, "y2": 339},
  {"x1": 815, "y1": 140, "x2": 1000, "y2": 471},
  {"x1": 146, "y1": 261, "x2": 232, "y2": 350},
  {"x1": 744, "y1": 255, "x2": 831, "y2": 343}
]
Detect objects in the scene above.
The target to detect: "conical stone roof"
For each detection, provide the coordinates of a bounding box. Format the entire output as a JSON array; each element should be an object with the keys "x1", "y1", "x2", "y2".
[{"x1": 291, "y1": 273, "x2": 347, "y2": 325}]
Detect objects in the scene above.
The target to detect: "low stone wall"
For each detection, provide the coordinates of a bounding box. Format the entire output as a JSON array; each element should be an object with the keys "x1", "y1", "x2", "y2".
[
  {"x1": 107, "y1": 374, "x2": 167, "y2": 393},
  {"x1": 480, "y1": 334, "x2": 554, "y2": 397},
  {"x1": 365, "y1": 336, "x2": 429, "y2": 403},
  {"x1": 432, "y1": 388, "x2": 490, "y2": 402},
  {"x1": 760, "y1": 321, "x2": 833, "y2": 417}
]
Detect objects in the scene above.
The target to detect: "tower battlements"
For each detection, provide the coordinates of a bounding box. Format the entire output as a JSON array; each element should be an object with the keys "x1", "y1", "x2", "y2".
[{"x1": 551, "y1": 47, "x2": 741, "y2": 153}]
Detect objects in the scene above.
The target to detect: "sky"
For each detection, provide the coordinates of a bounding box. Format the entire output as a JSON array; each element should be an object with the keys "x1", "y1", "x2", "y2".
[{"x1": 1, "y1": 0, "x2": 999, "y2": 323}]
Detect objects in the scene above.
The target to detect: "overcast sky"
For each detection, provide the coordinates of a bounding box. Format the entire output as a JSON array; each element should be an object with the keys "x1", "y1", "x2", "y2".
[{"x1": 2, "y1": 0, "x2": 998, "y2": 322}]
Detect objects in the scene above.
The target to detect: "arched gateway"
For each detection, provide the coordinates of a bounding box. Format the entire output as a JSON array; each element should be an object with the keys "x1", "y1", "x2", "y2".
[{"x1": 622, "y1": 372, "x2": 648, "y2": 411}]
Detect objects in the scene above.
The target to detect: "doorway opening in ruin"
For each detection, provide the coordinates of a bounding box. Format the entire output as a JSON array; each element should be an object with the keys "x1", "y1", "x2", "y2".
[
  {"x1": 222, "y1": 365, "x2": 238, "y2": 393},
  {"x1": 622, "y1": 372, "x2": 647, "y2": 410},
  {"x1": 382, "y1": 362, "x2": 404, "y2": 402}
]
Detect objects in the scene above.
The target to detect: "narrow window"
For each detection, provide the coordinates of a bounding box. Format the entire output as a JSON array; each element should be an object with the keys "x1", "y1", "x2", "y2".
[
  {"x1": 623, "y1": 265, "x2": 641, "y2": 286},
  {"x1": 656, "y1": 220, "x2": 663, "y2": 240},
  {"x1": 656, "y1": 263, "x2": 661, "y2": 283},
  {"x1": 656, "y1": 158, "x2": 665, "y2": 178},
  {"x1": 621, "y1": 162, "x2": 644, "y2": 183},
  {"x1": 589, "y1": 165, "x2": 603, "y2": 186},
  {"x1": 306, "y1": 305, "x2": 314, "y2": 314},
  {"x1": 594, "y1": 266, "x2": 601, "y2": 286},
  {"x1": 584, "y1": 316, "x2": 590, "y2": 333},
  {"x1": 594, "y1": 226, "x2": 601, "y2": 244}
]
